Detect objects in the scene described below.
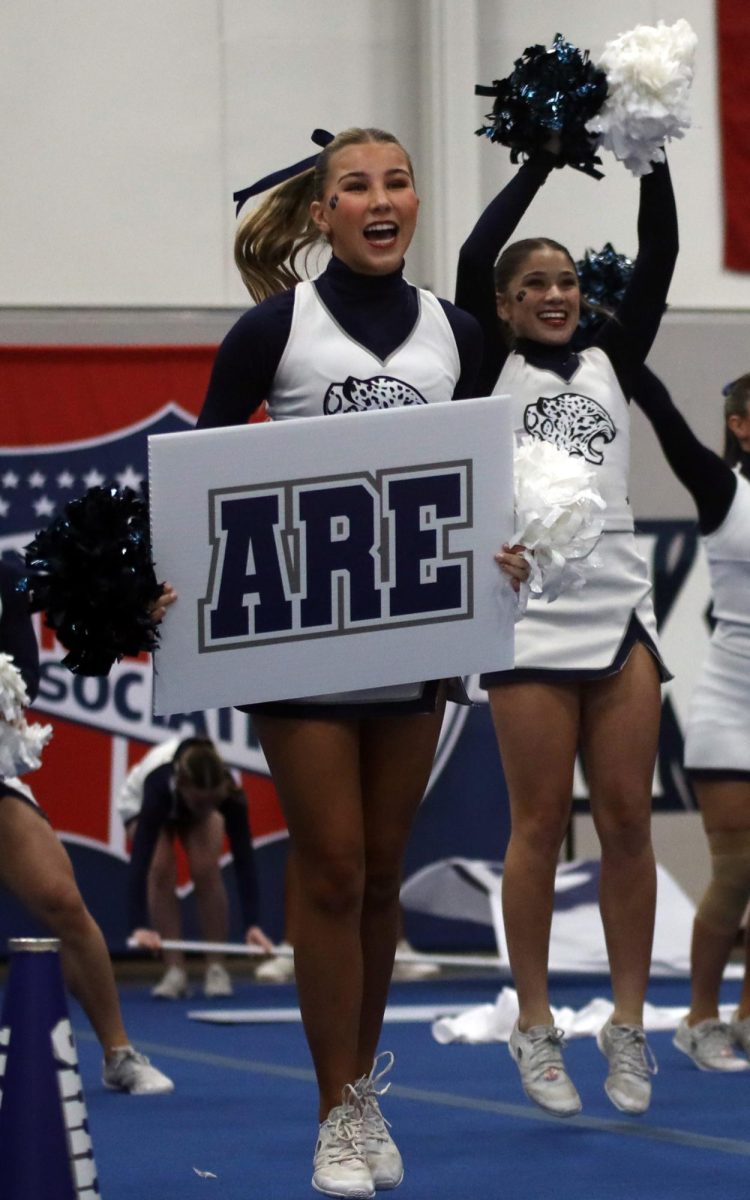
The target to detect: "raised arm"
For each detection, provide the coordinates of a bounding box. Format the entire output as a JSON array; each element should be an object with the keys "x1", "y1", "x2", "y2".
[
  {"x1": 632, "y1": 366, "x2": 736, "y2": 535},
  {"x1": 597, "y1": 160, "x2": 678, "y2": 395},
  {"x1": 455, "y1": 152, "x2": 557, "y2": 395}
]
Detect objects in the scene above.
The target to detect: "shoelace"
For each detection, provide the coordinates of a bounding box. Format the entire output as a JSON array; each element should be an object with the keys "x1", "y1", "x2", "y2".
[
  {"x1": 320, "y1": 1086, "x2": 366, "y2": 1166},
  {"x1": 357, "y1": 1051, "x2": 394, "y2": 1144},
  {"x1": 695, "y1": 1020, "x2": 737, "y2": 1059},
  {"x1": 609, "y1": 1027, "x2": 658, "y2": 1079},
  {"x1": 523, "y1": 1027, "x2": 568, "y2": 1082}
]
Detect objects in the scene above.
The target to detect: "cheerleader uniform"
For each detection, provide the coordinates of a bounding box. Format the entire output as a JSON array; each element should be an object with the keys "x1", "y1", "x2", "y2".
[
  {"x1": 634, "y1": 369, "x2": 750, "y2": 778},
  {"x1": 198, "y1": 254, "x2": 482, "y2": 716},
  {"x1": 122, "y1": 736, "x2": 263, "y2": 934},
  {"x1": 455, "y1": 152, "x2": 678, "y2": 684},
  {"x1": 0, "y1": 558, "x2": 47, "y2": 812}
]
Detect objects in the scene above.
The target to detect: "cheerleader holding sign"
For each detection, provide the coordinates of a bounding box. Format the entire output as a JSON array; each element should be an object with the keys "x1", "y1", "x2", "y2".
[
  {"x1": 195, "y1": 127, "x2": 527, "y2": 1198},
  {"x1": 458, "y1": 23, "x2": 694, "y2": 1117}
]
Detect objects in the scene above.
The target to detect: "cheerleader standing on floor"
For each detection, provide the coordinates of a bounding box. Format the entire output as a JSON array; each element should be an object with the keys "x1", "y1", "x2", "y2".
[
  {"x1": 634, "y1": 369, "x2": 750, "y2": 1072},
  {"x1": 455, "y1": 144, "x2": 678, "y2": 1116},
  {"x1": 196, "y1": 127, "x2": 526, "y2": 1199}
]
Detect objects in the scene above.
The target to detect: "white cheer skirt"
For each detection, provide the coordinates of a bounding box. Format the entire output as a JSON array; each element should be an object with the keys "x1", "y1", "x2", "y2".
[
  {"x1": 684, "y1": 636, "x2": 750, "y2": 772},
  {"x1": 484, "y1": 530, "x2": 668, "y2": 681}
]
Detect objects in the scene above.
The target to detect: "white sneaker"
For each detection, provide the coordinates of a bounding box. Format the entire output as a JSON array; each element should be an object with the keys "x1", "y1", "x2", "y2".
[
  {"x1": 151, "y1": 965, "x2": 189, "y2": 1000},
  {"x1": 255, "y1": 943, "x2": 296, "y2": 983},
  {"x1": 508, "y1": 1022, "x2": 582, "y2": 1117},
  {"x1": 354, "y1": 1051, "x2": 404, "y2": 1190},
  {"x1": 597, "y1": 1018, "x2": 657, "y2": 1113},
  {"x1": 312, "y1": 1085, "x2": 374, "y2": 1199},
  {"x1": 391, "y1": 939, "x2": 440, "y2": 983},
  {"x1": 730, "y1": 1012, "x2": 750, "y2": 1060},
  {"x1": 674, "y1": 1017, "x2": 749, "y2": 1072},
  {"x1": 203, "y1": 963, "x2": 234, "y2": 997},
  {"x1": 103, "y1": 1046, "x2": 174, "y2": 1094}
]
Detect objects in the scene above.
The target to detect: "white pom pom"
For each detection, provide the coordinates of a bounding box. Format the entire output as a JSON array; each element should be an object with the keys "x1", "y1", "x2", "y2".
[
  {"x1": 0, "y1": 652, "x2": 53, "y2": 776},
  {"x1": 0, "y1": 652, "x2": 30, "y2": 723},
  {"x1": 586, "y1": 19, "x2": 697, "y2": 176},
  {"x1": 513, "y1": 437, "x2": 606, "y2": 601},
  {"x1": 0, "y1": 717, "x2": 53, "y2": 777}
]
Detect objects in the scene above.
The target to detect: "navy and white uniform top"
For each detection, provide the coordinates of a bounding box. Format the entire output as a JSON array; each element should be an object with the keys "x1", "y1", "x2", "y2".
[
  {"x1": 122, "y1": 736, "x2": 262, "y2": 933},
  {"x1": 198, "y1": 254, "x2": 482, "y2": 711},
  {"x1": 267, "y1": 279, "x2": 461, "y2": 420},
  {"x1": 199, "y1": 254, "x2": 481, "y2": 428},
  {"x1": 703, "y1": 473, "x2": 750, "y2": 651},
  {"x1": 499, "y1": 347, "x2": 633, "y2": 532},
  {"x1": 455, "y1": 153, "x2": 678, "y2": 679},
  {"x1": 633, "y1": 369, "x2": 750, "y2": 773}
]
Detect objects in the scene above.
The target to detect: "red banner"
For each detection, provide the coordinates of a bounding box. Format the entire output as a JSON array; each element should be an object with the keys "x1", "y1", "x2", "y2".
[
  {"x1": 718, "y1": 0, "x2": 750, "y2": 270},
  {"x1": 0, "y1": 345, "x2": 285, "y2": 898}
]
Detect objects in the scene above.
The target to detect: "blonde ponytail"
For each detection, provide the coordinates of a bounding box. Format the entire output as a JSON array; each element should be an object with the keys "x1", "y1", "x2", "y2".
[{"x1": 234, "y1": 127, "x2": 413, "y2": 303}]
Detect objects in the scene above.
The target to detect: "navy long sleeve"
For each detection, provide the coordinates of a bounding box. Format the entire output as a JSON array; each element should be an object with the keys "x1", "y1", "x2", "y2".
[
  {"x1": 632, "y1": 367, "x2": 739, "y2": 535},
  {"x1": 455, "y1": 153, "x2": 556, "y2": 395}
]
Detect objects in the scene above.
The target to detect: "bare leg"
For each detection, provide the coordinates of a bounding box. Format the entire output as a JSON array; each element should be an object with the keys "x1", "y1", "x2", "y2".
[
  {"x1": 488, "y1": 682, "x2": 580, "y2": 1029},
  {"x1": 687, "y1": 779, "x2": 750, "y2": 1023},
  {"x1": 146, "y1": 829, "x2": 185, "y2": 970},
  {"x1": 254, "y1": 704, "x2": 443, "y2": 1119},
  {"x1": 253, "y1": 715, "x2": 366, "y2": 1118},
  {"x1": 284, "y1": 849, "x2": 300, "y2": 946},
  {"x1": 182, "y1": 810, "x2": 229, "y2": 968},
  {"x1": 0, "y1": 795, "x2": 128, "y2": 1057},
  {"x1": 582, "y1": 645, "x2": 661, "y2": 1026},
  {"x1": 687, "y1": 917, "x2": 736, "y2": 1022},
  {"x1": 737, "y1": 922, "x2": 750, "y2": 1020},
  {"x1": 356, "y1": 695, "x2": 446, "y2": 1072}
]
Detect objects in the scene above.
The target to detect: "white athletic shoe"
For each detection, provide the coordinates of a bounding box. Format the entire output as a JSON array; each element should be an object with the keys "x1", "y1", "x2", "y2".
[
  {"x1": 674, "y1": 1017, "x2": 749, "y2": 1072},
  {"x1": 255, "y1": 943, "x2": 296, "y2": 983},
  {"x1": 508, "y1": 1022, "x2": 582, "y2": 1117},
  {"x1": 354, "y1": 1051, "x2": 404, "y2": 1190},
  {"x1": 103, "y1": 1046, "x2": 174, "y2": 1095},
  {"x1": 312, "y1": 1085, "x2": 374, "y2": 1199},
  {"x1": 597, "y1": 1018, "x2": 657, "y2": 1113},
  {"x1": 203, "y1": 963, "x2": 234, "y2": 998},
  {"x1": 151, "y1": 965, "x2": 189, "y2": 1000},
  {"x1": 730, "y1": 1012, "x2": 750, "y2": 1060},
  {"x1": 390, "y1": 939, "x2": 440, "y2": 983}
]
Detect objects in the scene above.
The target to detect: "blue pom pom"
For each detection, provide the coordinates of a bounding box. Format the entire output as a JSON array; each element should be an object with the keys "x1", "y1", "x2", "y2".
[
  {"x1": 22, "y1": 486, "x2": 162, "y2": 675},
  {"x1": 475, "y1": 33, "x2": 607, "y2": 178}
]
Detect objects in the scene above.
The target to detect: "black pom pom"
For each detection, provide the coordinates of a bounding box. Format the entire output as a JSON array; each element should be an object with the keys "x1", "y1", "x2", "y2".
[
  {"x1": 475, "y1": 33, "x2": 608, "y2": 178},
  {"x1": 22, "y1": 486, "x2": 163, "y2": 676},
  {"x1": 574, "y1": 242, "x2": 634, "y2": 341}
]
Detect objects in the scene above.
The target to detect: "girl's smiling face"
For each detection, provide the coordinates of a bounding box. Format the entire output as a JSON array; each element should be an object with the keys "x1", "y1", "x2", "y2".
[
  {"x1": 498, "y1": 246, "x2": 581, "y2": 345},
  {"x1": 310, "y1": 141, "x2": 419, "y2": 276}
]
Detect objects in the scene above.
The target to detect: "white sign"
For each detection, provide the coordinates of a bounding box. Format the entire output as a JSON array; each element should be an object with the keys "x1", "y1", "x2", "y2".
[{"x1": 149, "y1": 396, "x2": 515, "y2": 715}]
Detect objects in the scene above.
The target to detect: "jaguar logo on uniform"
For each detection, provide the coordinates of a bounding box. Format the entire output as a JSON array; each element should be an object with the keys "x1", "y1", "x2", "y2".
[
  {"x1": 200, "y1": 461, "x2": 473, "y2": 650},
  {"x1": 323, "y1": 374, "x2": 428, "y2": 414},
  {"x1": 524, "y1": 393, "x2": 617, "y2": 464}
]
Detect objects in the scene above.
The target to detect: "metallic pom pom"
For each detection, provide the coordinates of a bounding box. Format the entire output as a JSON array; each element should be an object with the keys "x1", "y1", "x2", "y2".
[
  {"x1": 475, "y1": 33, "x2": 608, "y2": 178},
  {"x1": 574, "y1": 242, "x2": 634, "y2": 340},
  {"x1": 22, "y1": 486, "x2": 163, "y2": 676}
]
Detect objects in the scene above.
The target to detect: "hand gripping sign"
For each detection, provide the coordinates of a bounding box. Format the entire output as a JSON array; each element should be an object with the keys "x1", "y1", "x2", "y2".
[{"x1": 148, "y1": 396, "x2": 514, "y2": 715}]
